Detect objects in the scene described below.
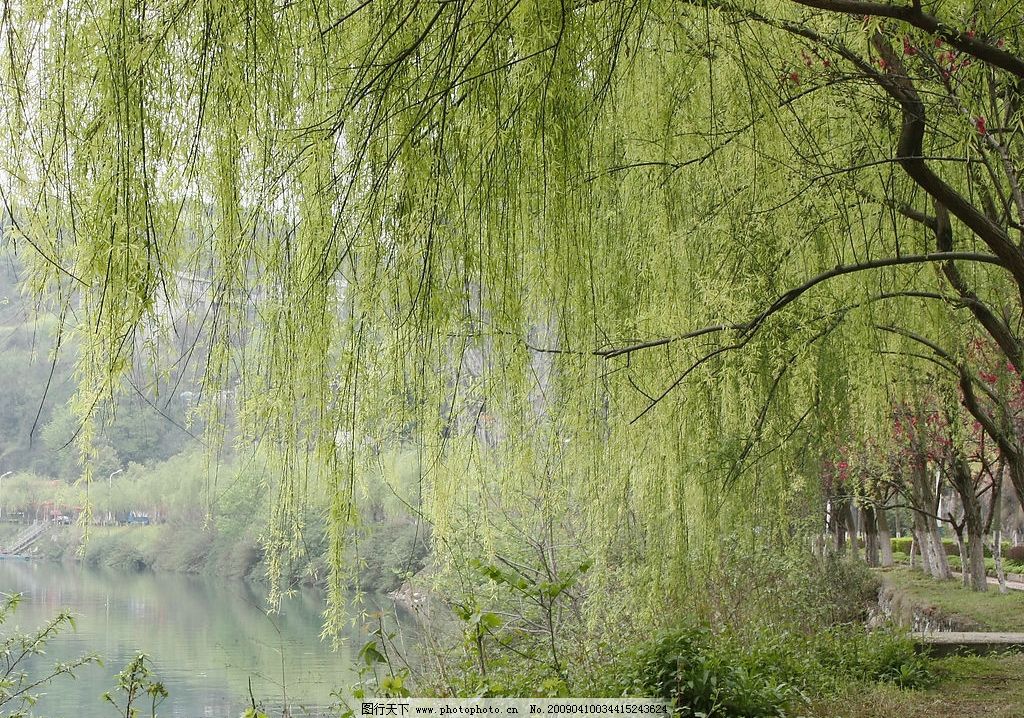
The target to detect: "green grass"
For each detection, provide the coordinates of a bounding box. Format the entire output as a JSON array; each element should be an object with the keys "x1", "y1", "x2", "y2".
[
  {"x1": 807, "y1": 653, "x2": 1024, "y2": 717},
  {"x1": 880, "y1": 567, "x2": 1024, "y2": 632}
]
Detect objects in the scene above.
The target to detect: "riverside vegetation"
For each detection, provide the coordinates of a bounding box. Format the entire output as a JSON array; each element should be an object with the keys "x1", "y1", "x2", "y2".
[{"x1": 3, "y1": 1, "x2": 1024, "y2": 716}]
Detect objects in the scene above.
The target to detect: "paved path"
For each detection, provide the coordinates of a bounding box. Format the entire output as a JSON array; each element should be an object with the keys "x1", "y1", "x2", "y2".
[
  {"x1": 949, "y1": 571, "x2": 1024, "y2": 591},
  {"x1": 914, "y1": 631, "x2": 1024, "y2": 656}
]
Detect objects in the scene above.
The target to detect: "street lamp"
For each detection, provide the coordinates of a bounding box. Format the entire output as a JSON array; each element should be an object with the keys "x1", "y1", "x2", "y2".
[
  {"x1": 0, "y1": 472, "x2": 11, "y2": 522},
  {"x1": 107, "y1": 469, "x2": 123, "y2": 524}
]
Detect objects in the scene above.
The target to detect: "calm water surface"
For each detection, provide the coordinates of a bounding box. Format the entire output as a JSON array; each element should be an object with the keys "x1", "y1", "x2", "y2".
[{"x1": 0, "y1": 559, "x2": 413, "y2": 717}]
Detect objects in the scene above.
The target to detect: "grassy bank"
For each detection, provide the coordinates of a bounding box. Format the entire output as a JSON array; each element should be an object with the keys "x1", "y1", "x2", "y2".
[
  {"x1": 810, "y1": 653, "x2": 1024, "y2": 717},
  {"x1": 37, "y1": 524, "x2": 264, "y2": 579},
  {"x1": 879, "y1": 567, "x2": 1024, "y2": 632},
  {"x1": 34, "y1": 519, "x2": 429, "y2": 592}
]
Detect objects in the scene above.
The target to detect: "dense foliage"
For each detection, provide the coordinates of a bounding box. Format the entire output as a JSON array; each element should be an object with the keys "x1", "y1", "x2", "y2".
[{"x1": 2, "y1": 0, "x2": 1024, "y2": 633}]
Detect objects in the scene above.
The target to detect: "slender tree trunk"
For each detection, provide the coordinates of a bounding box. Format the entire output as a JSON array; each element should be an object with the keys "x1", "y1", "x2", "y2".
[
  {"x1": 910, "y1": 461, "x2": 950, "y2": 579},
  {"x1": 993, "y1": 528, "x2": 1008, "y2": 594},
  {"x1": 877, "y1": 507, "x2": 894, "y2": 567},
  {"x1": 983, "y1": 462, "x2": 1008, "y2": 593},
  {"x1": 951, "y1": 456, "x2": 988, "y2": 591},
  {"x1": 952, "y1": 523, "x2": 969, "y2": 588},
  {"x1": 834, "y1": 499, "x2": 847, "y2": 554},
  {"x1": 912, "y1": 516, "x2": 934, "y2": 576},
  {"x1": 927, "y1": 521, "x2": 952, "y2": 579},
  {"x1": 967, "y1": 534, "x2": 988, "y2": 592},
  {"x1": 863, "y1": 504, "x2": 879, "y2": 567},
  {"x1": 843, "y1": 502, "x2": 860, "y2": 561}
]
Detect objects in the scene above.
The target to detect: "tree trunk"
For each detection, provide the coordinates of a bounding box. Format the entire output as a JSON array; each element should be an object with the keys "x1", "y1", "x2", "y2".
[
  {"x1": 909, "y1": 461, "x2": 950, "y2": 579},
  {"x1": 993, "y1": 528, "x2": 1008, "y2": 594},
  {"x1": 951, "y1": 456, "x2": 988, "y2": 591},
  {"x1": 967, "y1": 534, "x2": 988, "y2": 592},
  {"x1": 912, "y1": 520, "x2": 933, "y2": 576},
  {"x1": 863, "y1": 504, "x2": 879, "y2": 567},
  {"x1": 877, "y1": 507, "x2": 894, "y2": 567},
  {"x1": 990, "y1": 468, "x2": 1008, "y2": 594},
  {"x1": 843, "y1": 502, "x2": 860, "y2": 561},
  {"x1": 833, "y1": 499, "x2": 847, "y2": 554},
  {"x1": 952, "y1": 524, "x2": 969, "y2": 588},
  {"x1": 927, "y1": 522, "x2": 951, "y2": 579}
]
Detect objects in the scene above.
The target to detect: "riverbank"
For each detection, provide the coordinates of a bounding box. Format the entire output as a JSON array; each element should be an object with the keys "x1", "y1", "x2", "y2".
[
  {"x1": 809, "y1": 652, "x2": 1024, "y2": 717},
  {"x1": 878, "y1": 567, "x2": 1024, "y2": 632},
  {"x1": 20, "y1": 518, "x2": 429, "y2": 592},
  {"x1": 807, "y1": 566, "x2": 1024, "y2": 717},
  {"x1": 0, "y1": 558, "x2": 381, "y2": 716}
]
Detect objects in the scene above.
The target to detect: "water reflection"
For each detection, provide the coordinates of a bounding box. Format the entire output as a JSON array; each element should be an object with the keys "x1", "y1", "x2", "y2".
[{"x1": 0, "y1": 560, "x2": 410, "y2": 717}]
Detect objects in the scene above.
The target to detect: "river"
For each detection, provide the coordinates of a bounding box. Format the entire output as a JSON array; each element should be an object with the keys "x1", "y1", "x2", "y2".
[{"x1": 0, "y1": 559, "x2": 416, "y2": 717}]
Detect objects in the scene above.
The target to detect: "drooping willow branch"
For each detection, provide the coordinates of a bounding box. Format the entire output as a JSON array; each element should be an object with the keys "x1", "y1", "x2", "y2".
[{"x1": 596, "y1": 252, "x2": 1002, "y2": 360}]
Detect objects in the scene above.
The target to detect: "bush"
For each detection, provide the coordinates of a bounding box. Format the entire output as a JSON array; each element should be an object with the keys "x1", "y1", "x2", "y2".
[
  {"x1": 614, "y1": 625, "x2": 931, "y2": 717},
  {"x1": 622, "y1": 628, "x2": 796, "y2": 717},
  {"x1": 1006, "y1": 545, "x2": 1024, "y2": 563},
  {"x1": 356, "y1": 521, "x2": 430, "y2": 593},
  {"x1": 83, "y1": 533, "x2": 151, "y2": 572},
  {"x1": 891, "y1": 537, "x2": 912, "y2": 555},
  {"x1": 891, "y1": 537, "x2": 1024, "y2": 560},
  {"x1": 808, "y1": 628, "x2": 932, "y2": 690},
  {"x1": 706, "y1": 543, "x2": 881, "y2": 631}
]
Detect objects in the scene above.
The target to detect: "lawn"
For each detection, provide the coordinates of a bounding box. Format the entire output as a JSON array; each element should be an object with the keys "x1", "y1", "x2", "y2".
[
  {"x1": 808, "y1": 653, "x2": 1024, "y2": 718},
  {"x1": 804, "y1": 567, "x2": 1024, "y2": 716},
  {"x1": 879, "y1": 567, "x2": 1024, "y2": 632}
]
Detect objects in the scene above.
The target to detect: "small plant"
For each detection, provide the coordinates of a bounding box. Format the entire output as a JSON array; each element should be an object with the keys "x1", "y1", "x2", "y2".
[
  {"x1": 103, "y1": 653, "x2": 168, "y2": 718},
  {"x1": 336, "y1": 613, "x2": 413, "y2": 718},
  {"x1": 0, "y1": 592, "x2": 99, "y2": 717}
]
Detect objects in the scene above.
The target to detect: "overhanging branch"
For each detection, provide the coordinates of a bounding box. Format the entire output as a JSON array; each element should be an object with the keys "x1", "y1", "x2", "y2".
[
  {"x1": 790, "y1": 0, "x2": 1024, "y2": 80},
  {"x1": 597, "y1": 251, "x2": 1001, "y2": 359}
]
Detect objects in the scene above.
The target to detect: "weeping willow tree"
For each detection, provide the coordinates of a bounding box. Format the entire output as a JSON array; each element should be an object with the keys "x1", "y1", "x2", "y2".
[{"x1": 1, "y1": 0, "x2": 1022, "y2": 627}]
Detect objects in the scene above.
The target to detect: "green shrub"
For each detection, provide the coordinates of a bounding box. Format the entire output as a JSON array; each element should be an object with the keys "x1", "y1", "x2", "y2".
[
  {"x1": 890, "y1": 537, "x2": 912, "y2": 555},
  {"x1": 891, "y1": 537, "x2": 1024, "y2": 560},
  {"x1": 622, "y1": 628, "x2": 795, "y2": 717},
  {"x1": 615, "y1": 625, "x2": 931, "y2": 717},
  {"x1": 707, "y1": 544, "x2": 880, "y2": 631},
  {"x1": 808, "y1": 628, "x2": 933, "y2": 690},
  {"x1": 83, "y1": 534, "x2": 150, "y2": 572},
  {"x1": 356, "y1": 521, "x2": 430, "y2": 593}
]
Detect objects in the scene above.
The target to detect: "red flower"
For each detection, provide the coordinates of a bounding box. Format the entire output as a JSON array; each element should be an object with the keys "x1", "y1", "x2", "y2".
[
  {"x1": 976, "y1": 116, "x2": 987, "y2": 135},
  {"x1": 903, "y1": 37, "x2": 918, "y2": 55}
]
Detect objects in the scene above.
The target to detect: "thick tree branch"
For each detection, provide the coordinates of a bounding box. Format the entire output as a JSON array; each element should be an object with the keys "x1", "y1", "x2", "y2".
[
  {"x1": 870, "y1": 34, "x2": 1024, "y2": 294},
  {"x1": 932, "y1": 201, "x2": 1024, "y2": 370},
  {"x1": 598, "y1": 252, "x2": 1001, "y2": 359},
  {"x1": 791, "y1": 0, "x2": 1024, "y2": 80}
]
